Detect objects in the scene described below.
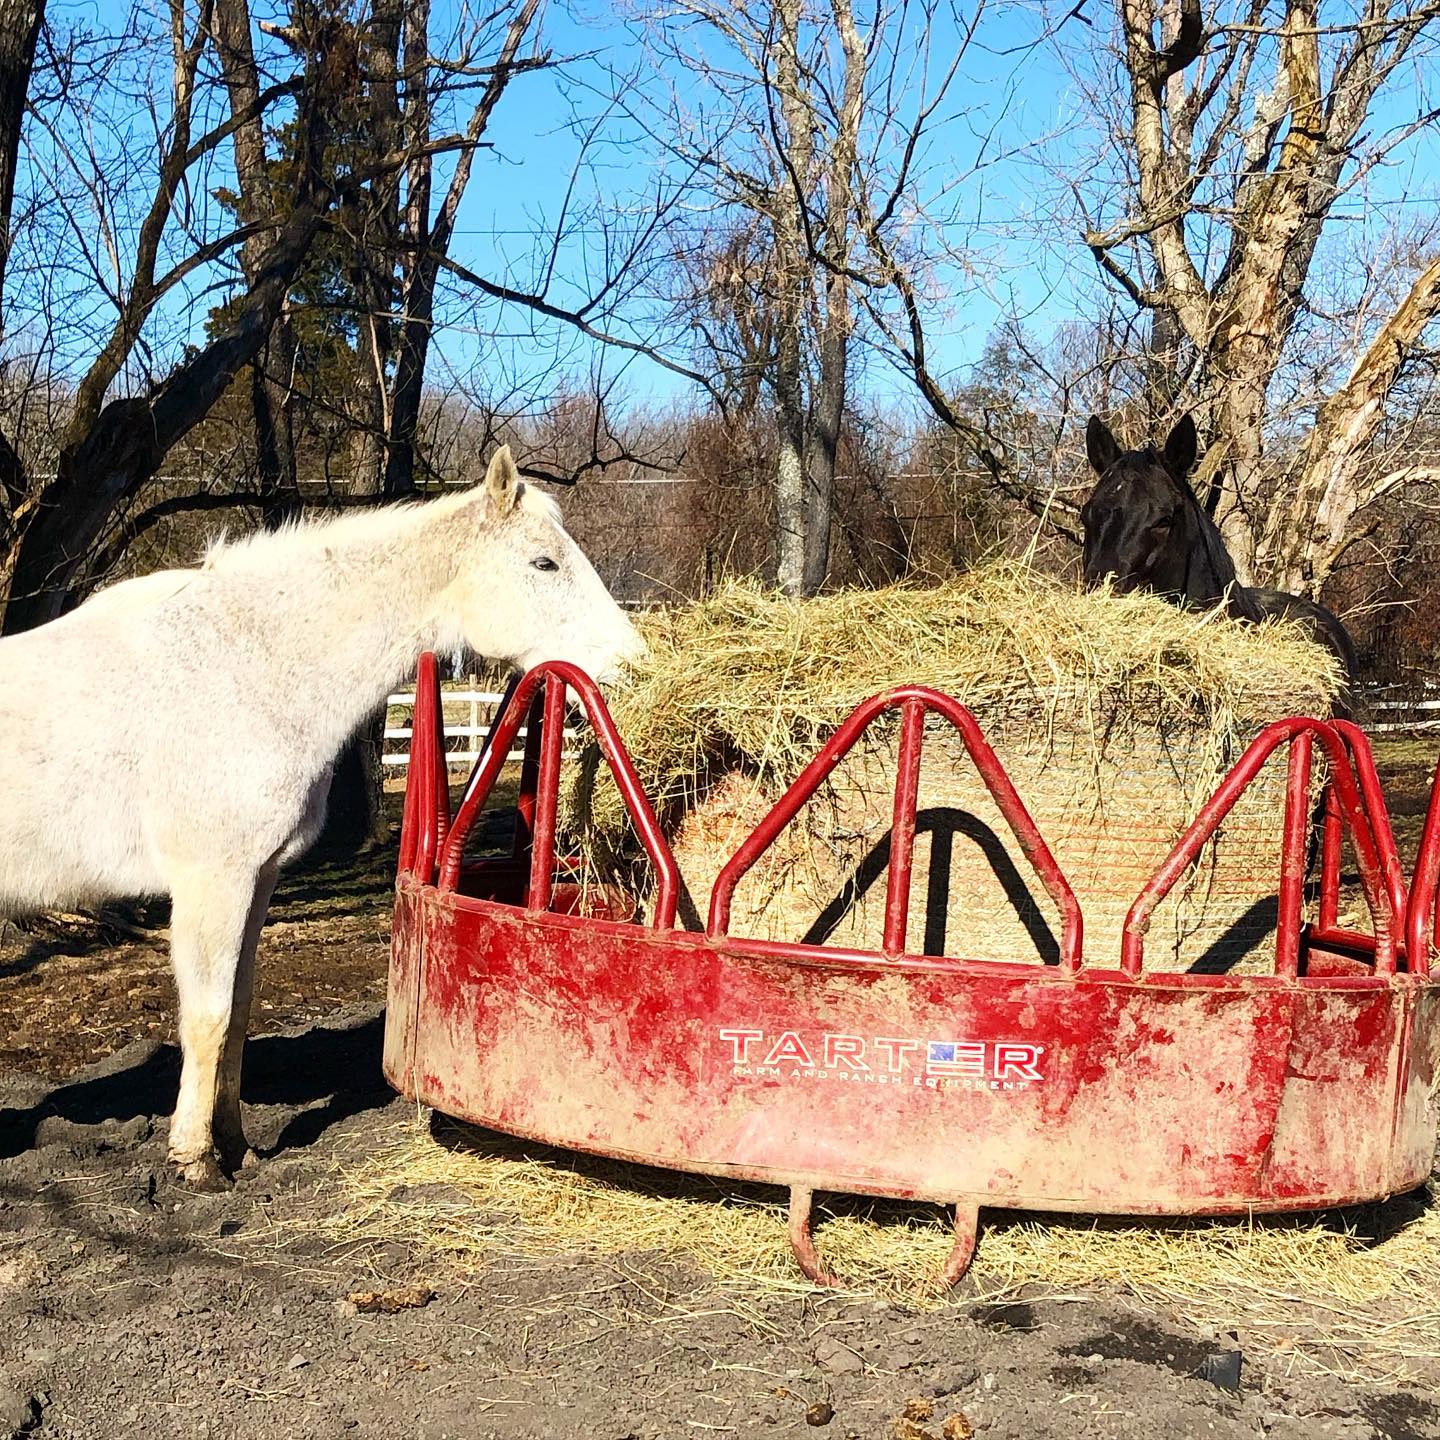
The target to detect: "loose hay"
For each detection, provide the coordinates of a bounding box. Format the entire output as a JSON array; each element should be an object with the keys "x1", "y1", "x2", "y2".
[
  {"x1": 332, "y1": 1118, "x2": 1440, "y2": 1381},
  {"x1": 567, "y1": 567, "x2": 1343, "y2": 970}
]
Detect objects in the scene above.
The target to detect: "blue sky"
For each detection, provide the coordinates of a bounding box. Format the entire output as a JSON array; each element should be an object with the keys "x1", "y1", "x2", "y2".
[
  {"x1": 431, "y1": 0, "x2": 1439, "y2": 414},
  {"x1": 437, "y1": 0, "x2": 1092, "y2": 408},
  {"x1": 21, "y1": 0, "x2": 1440, "y2": 419}
]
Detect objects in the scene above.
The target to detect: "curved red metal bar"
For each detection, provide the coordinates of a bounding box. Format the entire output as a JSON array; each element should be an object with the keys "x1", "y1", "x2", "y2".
[
  {"x1": 437, "y1": 660, "x2": 681, "y2": 930},
  {"x1": 1331, "y1": 720, "x2": 1409, "y2": 929},
  {"x1": 1121, "y1": 718, "x2": 1396, "y2": 978},
  {"x1": 706, "y1": 685, "x2": 1084, "y2": 974},
  {"x1": 1408, "y1": 756, "x2": 1440, "y2": 978},
  {"x1": 397, "y1": 652, "x2": 449, "y2": 884},
  {"x1": 786, "y1": 1186, "x2": 979, "y2": 1292}
]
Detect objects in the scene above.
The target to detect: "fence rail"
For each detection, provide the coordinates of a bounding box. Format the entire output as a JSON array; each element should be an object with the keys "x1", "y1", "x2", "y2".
[
  {"x1": 385, "y1": 688, "x2": 581, "y2": 768},
  {"x1": 383, "y1": 681, "x2": 1440, "y2": 775},
  {"x1": 1363, "y1": 683, "x2": 1440, "y2": 733}
]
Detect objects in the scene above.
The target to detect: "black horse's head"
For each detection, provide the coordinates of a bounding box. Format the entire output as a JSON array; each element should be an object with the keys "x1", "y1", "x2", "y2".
[
  {"x1": 1079, "y1": 412, "x2": 1255, "y2": 619},
  {"x1": 1081, "y1": 413, "x2": 1356, "y2": 691},
  {"x1": 1080, "y1": 413, "x2": 1200, "y2": 598}
]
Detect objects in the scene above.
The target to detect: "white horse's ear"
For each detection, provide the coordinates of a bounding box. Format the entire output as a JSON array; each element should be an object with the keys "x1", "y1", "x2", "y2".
[{"x1": 483, "y1": 445, "x2": 521, "y2": 514}]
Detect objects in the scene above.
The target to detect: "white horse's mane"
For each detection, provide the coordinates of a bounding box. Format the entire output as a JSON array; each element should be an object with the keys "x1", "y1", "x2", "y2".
[{"x1": 200, "y1": 480, "x2": 562, "y2": 575}]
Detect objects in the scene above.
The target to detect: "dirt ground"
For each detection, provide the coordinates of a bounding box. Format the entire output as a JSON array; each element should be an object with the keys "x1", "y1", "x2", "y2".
[{"x1": 1, "y1": 744, "x2": 1438, "y2": 1440}]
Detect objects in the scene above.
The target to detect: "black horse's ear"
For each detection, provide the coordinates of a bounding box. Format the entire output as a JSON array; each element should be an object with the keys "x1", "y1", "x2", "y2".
[
  {"x1": 1086, "y1": 415, "x2": 1121, "y2": 476},
  {"x1": 1163, "y1": 414, "x2": 1198, "y2": 476}
]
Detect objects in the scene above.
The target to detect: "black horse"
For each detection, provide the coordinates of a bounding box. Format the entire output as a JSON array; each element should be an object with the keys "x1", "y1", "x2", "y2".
[{"x1": 1080, "y1": 414, "x2": 1358, "y2": 702}]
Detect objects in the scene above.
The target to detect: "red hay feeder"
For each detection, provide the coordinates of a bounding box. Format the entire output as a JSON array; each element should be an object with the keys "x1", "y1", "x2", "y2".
[{"x1": 384, "y1": 655, "x2": 1440, "y2": 1287}]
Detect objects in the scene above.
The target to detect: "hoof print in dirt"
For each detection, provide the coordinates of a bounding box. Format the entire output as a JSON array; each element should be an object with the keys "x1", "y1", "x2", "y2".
[
  {"x1": 346, "y1": 1284, "x2": 435, "y2": 1314},
  {"x1": 815, "y1": 1336, "x2": 864, "y2": 1375},
  {"x1": 923, "y1": 1366, "x2": 979, "y2": 1398},
  {"x1": 0, "y1": 1382, "x2": 39, "y2": 1440}
]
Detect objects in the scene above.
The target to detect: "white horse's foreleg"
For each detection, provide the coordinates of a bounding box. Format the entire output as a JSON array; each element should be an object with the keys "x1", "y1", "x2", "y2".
[
  {"x1": 167, "y1": 866, "x2": 261, "y2": 1190},
  {"x1": 212, "y1": 859, "x2": 280, "y2": 1174}
]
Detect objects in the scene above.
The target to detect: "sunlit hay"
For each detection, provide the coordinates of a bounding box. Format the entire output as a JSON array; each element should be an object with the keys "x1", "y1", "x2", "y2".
[
  {"x1": 578, "y1": 565, "x2": 1339, "y2": 830},
  {"x1": 330, "y1": 1118, "x2": 1440, "y2": 1378},
  {"x1": 563, "y1": 566, "x2": 1341, "y2": 969}
]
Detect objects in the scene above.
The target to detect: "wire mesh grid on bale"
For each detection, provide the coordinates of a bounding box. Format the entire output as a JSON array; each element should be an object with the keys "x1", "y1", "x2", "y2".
[{"x1": 563, "y1": 566, "x2": 1344, "y2": 973}]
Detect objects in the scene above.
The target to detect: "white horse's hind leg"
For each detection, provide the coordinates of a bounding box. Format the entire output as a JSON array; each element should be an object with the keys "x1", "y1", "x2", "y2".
[
  {"x1": 213, "y1": 859, "x2": 280, "y2": 1174},
  {"x1": 167, "y1": 866, "x2": 262, "y2": 1189}
]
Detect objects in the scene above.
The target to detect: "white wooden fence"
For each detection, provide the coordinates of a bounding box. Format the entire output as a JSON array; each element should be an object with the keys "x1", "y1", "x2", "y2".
[
  {"x1": 1365, "y1": 682, "x2": 1440, "y2": 733},
  {"x1": 383, "y1": 681, "x2": 1440, "y2": 776},
  {"x1": 384, "y1": 688, "x2": 581, "y2": 769}
]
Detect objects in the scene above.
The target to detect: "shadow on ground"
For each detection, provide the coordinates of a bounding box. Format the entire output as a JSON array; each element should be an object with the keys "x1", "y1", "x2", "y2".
[{"x1": 0, "y1": 1008, "x2": 391, "y2": 1162}]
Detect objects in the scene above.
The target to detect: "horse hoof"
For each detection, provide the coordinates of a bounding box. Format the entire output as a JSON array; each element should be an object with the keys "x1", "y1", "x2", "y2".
[
  {"x1": 216, "y1": 1138, "x2": 258, "y2": 1174},
  {"x1": 174, "y1": 1155, "x2": 232, "y2": 1192}
]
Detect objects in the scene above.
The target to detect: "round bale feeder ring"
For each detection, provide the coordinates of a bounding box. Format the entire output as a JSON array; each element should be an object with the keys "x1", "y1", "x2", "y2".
[{"x1": 384, "y1": 655, "x2": 1440, "y2": 1288}]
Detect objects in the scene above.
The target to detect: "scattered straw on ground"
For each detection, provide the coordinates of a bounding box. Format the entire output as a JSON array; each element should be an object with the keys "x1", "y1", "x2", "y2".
[
  {"x1": 568, "y1": 566, "x2": 1341, "y2": 849},
  {"x1": 327, "y1": 1117, "x2": 1440, "y2": 1381}
]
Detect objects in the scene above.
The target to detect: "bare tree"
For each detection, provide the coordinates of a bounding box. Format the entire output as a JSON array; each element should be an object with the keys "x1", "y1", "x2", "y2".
[
  {"x1": 624, "y1": 0, "x2": 997, "y2": 595},
  {"x1": 1078, "y1": 0, "x2": 1440, "y2": 593},
  {"x1": 0, "y1": 0, "x2": 44, "y2": 331},
  {"x1": 0, "y1": 0, "x2": 545, "y2": 633},
  {"x1": 1, "y1": 3, "x2": 345, "y2": 632}
]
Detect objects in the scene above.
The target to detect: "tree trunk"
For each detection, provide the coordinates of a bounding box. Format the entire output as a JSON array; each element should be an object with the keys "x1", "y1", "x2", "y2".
[
  {"x1": 771, "y1": 0, "x2": 816, "y2": 598},
  {"x1": 1265, "y1": 253, "x2": 1440, "y2": 595},
  {"x1": 215, "y1": 0, "x2": 299, "y2": 518},
  {"x1": 802, "y1": 284, "x2": 844, "y2": 595},
  {"x1": 775, "y1": 407, "x2": 807, "y2": 594},
  {"x1": 773, "y1": 224, "x2": 807, "y2": 595},
  {"x1": 0, "y1": 0, "x2": 44, "y2": 331},
  {"x1": 797, "y1": 0, "x2": 862, "y2": 597},
  {"x1": 1208, "y1": 370, "x2": 1269, "y2": 582},
  {"x1": 251, "y1": 332, "x2": 300, "y2": 524},
  {"x1": 1, "y1": 190, "x2": 329, "y2": 632}
]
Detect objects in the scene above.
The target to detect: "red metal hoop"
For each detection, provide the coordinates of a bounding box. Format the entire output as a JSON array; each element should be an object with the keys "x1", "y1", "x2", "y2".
[
  {"x1": 706, "y1": 686, "x2": 1084, "y2": 973},
  {"x1": 435, "y1": 661, "x2": 680, "y2": 930},
  {"x1": 1121, "y1": 718, "x2": 1398, "y2": 978}
]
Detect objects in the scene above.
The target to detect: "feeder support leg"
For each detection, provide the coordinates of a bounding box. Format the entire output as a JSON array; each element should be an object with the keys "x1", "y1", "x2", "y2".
[
  {"x1": 786, "y1": 1188, "x2": 982, "y2": 1292},
  {"x1": 788, "y1": 1186, "x2": 841, "y2": 1289},
  {"x1": 940, "y1": 1199, "x2": 981, "y2": 1290}
]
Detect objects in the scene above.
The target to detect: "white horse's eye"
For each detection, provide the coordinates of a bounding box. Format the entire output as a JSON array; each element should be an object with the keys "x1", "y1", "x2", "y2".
[{"x1": 532, "y1": 556, "x2": 559, "y2": 573}]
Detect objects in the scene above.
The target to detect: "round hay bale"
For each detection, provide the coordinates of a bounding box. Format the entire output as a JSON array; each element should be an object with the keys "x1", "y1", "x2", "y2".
[{"x1": 566, "y1": 567, "x2": 1342, "y2": 974}]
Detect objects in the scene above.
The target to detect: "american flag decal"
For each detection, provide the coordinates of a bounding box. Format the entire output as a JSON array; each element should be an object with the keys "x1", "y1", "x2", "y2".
[{"x1": 926, "y1": 1041, "x2": 985, "y2": 1077}]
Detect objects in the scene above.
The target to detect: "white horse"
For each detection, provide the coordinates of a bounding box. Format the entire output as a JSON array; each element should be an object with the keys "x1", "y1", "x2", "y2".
[{"x1": 0, "y1": 448, "x2": 640, "y2": 1188}]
